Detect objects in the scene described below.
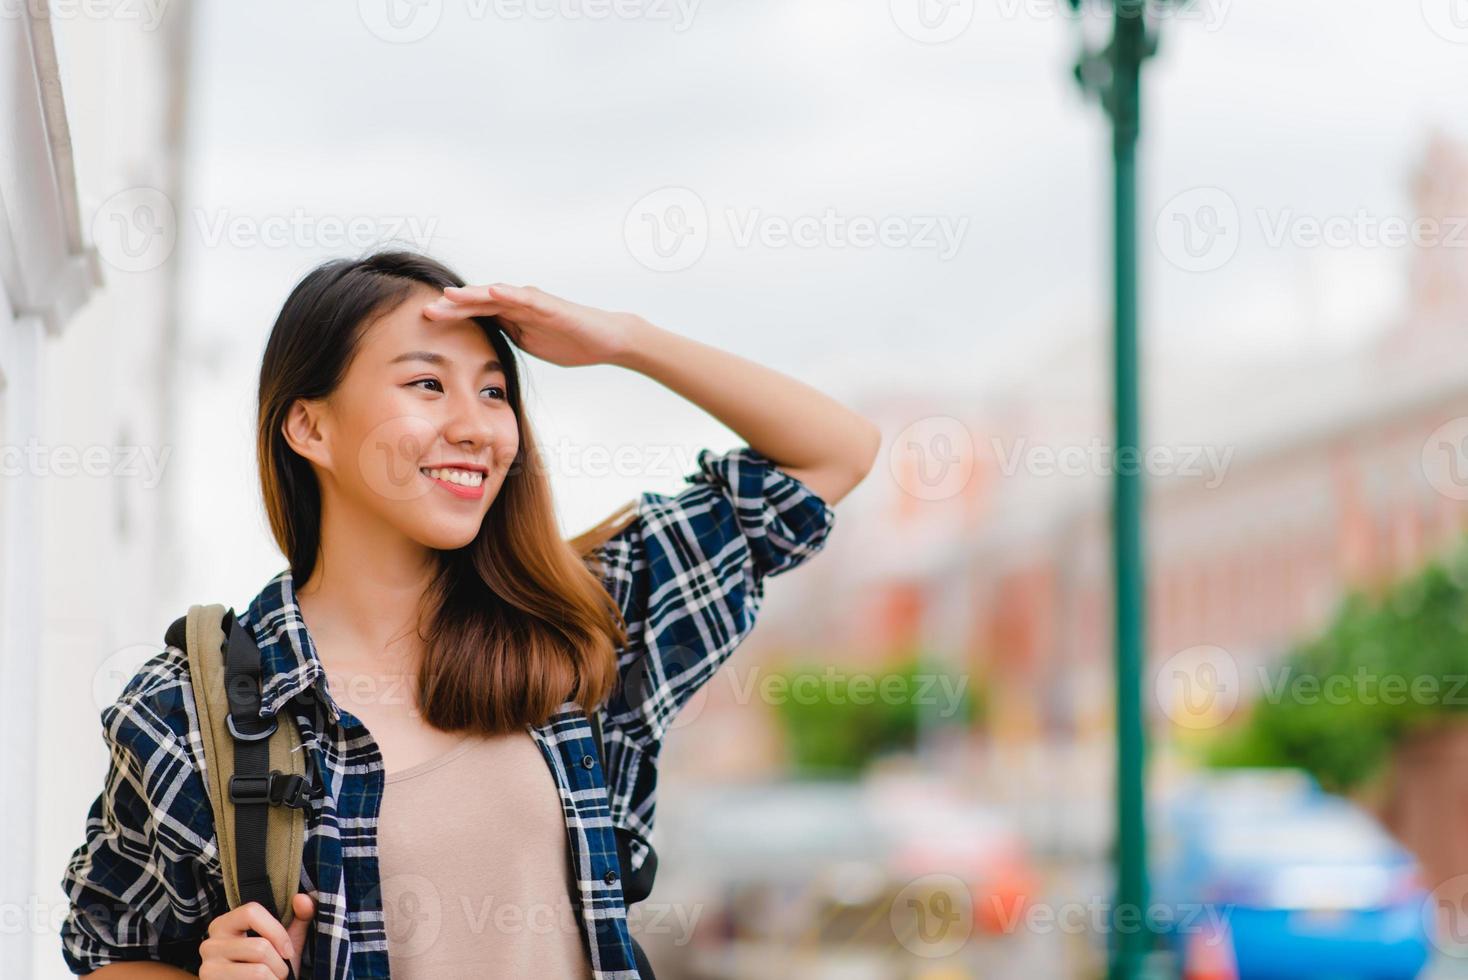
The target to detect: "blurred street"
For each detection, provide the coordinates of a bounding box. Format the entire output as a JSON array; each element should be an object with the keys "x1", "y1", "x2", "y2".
[{"x1": 13, "y1": 1, "x2": 1468, "y2": 978}]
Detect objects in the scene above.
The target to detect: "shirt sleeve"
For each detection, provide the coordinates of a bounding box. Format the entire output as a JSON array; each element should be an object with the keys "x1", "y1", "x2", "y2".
[
  {"x1": 59, "y1": 655, "x2": 221, "y2": 975},
  {"x1": 591, "y1": 445, "x2": 837, "y2": 751}
]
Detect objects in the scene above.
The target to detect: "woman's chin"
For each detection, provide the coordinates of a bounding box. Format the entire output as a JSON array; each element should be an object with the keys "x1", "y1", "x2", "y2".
[{"x1": 407, "y1": 519, "x2": 484, "y2": 553}]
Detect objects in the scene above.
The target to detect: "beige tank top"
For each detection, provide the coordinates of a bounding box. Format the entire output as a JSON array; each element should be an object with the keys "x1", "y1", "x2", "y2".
[{"x1": 377, "y1": 730, "x2": 592, "y2": 979}]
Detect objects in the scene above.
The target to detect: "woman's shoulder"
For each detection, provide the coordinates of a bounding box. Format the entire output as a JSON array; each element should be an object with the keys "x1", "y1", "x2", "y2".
[
  {"x1": 102, "y1": 643, "x2": 215, "y2": 820},
  {"x1": 104, "y1": 641, "x2": 200, "y2": 748},
  {"x1": 97, "y1": 641, "x2": 221, "y2": 865}
]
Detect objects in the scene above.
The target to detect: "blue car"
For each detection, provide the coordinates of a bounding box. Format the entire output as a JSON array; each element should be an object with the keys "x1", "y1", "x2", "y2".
[{"x1": 1152, "y1": 769, "x2": 1433, "y2": 980}]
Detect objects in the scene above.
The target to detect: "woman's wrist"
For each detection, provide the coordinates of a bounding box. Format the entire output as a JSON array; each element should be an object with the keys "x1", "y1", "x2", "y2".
[{"x1": 603, "y1": 315, "x2": 664, "y2": 372}]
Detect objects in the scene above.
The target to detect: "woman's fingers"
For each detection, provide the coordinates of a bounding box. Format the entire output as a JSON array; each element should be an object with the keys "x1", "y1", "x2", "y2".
[
  {"x1": 206, "y1": 902, "x2": 296, "y2": 963},
  {"x1": 209, "y1": 934, "x2": 292, "y2": 977},
  {"x1": 442, "y1": 284, "x2": 499, "y2": 302},
  {"x1": 444, "y1": 283, "x2": 551, "y2": 311}
]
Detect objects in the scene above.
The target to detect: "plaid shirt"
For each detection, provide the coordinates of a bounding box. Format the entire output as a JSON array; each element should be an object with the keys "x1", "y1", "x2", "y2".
[{"x1": 59, "y1": 445, "x2": 836, "y2": 979}]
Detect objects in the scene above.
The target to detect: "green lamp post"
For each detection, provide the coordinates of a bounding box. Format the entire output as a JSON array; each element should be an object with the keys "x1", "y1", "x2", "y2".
[{"x1": 1064, "y1": 1, "x2": 1169, "y2": 977}]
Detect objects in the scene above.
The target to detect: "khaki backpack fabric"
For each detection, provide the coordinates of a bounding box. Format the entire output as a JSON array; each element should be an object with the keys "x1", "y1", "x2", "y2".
[{"x1": 181, "y1": 603, "x2": 308, "y2": 929}]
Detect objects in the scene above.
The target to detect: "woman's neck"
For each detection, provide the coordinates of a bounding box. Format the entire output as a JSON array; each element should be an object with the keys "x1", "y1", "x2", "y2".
[{"x1": 296, "y1": 497, "x2": 437, "y2": 675}]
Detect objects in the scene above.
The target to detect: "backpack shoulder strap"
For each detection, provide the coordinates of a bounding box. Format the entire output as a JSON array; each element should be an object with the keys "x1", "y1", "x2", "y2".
[{"x1": 171, "y1": 604, "x2": 311, "y2": 930}]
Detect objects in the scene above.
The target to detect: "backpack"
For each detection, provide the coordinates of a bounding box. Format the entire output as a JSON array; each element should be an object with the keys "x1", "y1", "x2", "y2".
[
  {"x1": 168, "y1": 604, "x2": 661, "y2": 978},
  {"x1": 166, "y1": 606, "x2": 313, "y2": 926}
]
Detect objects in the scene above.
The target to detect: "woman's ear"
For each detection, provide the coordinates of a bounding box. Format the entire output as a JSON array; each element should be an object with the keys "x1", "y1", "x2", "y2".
[{"x1": 282, "y1": 397, "x2": 333, "y2": 469}]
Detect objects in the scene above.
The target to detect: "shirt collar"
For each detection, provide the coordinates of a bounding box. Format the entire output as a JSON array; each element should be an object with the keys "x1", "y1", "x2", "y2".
[{"x1": 240, "y1": 567, "x2": 343, "y2": 725}]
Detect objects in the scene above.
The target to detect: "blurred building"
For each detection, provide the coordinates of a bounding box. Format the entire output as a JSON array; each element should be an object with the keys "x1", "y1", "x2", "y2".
[
  {"x1": 665, "y1": 130, "x2": 1468, "y2": 857},
  {"x1": 2, "y1": 8, "x2": 101, "y2": 976},
  {"x1": 7, "y1": 6, "x2": 194, "y2": 977}
]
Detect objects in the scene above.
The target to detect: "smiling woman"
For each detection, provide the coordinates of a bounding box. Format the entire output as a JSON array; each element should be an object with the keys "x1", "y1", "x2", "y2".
[
  {"x1": 59, "y1": 248, "x2": 877, "y2": 980},
  {"x1": 255, "y1": 254, "x2": 621, "y2": 735}
]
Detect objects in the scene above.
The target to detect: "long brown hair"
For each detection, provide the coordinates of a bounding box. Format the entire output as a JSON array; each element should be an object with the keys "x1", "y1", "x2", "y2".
[{"x1": 256, "y1": 250, "x2": 637, "y2": 732}]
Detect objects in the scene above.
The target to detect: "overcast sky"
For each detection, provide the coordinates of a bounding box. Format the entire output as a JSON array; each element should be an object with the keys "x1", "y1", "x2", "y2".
[{"x1": 163, "y1": 0, "x2": 1468, "y2": 603}]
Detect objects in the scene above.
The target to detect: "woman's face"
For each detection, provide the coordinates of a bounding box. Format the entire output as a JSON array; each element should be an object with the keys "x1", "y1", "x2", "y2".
[{"x1": 288, "y1": 283, "x2": 520, "y2": 552}]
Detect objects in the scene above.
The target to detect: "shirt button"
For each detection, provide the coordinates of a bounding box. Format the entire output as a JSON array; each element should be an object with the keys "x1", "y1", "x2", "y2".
[
  {"x1": 581, "y1": 754, "x2": 596, "y2": 770},
  {"x1": 603, "y1": 870, "x2": 619, "y2": 885}
]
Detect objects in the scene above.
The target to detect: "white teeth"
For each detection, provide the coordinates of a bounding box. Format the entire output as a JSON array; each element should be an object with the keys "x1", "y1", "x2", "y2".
[{"x1": 421, "y1": 467, "x2": 484, "y2": 487}]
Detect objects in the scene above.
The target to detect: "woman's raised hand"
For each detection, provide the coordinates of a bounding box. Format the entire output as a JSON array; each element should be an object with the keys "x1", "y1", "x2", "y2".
[
  {"x1": 423, "y1": 283, "x2": 645, "y2": 368},
  {"x1": 198, "y1": 893, "x2": 315, "y2": 979}
]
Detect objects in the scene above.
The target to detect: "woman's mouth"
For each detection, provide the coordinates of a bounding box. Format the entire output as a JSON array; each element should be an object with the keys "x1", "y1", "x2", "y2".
[{"x1": 420, "y1": 466, "x2": 485, "y2": 499}]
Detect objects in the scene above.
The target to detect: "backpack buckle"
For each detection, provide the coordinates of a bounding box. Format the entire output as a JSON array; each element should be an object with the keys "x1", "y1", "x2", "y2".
[
  {"x1": 226, "y1": 713, "x2": 278, "y2": 742},
  {"x1": 230, "y1": 771, "x2": 311, "y2": 810}
]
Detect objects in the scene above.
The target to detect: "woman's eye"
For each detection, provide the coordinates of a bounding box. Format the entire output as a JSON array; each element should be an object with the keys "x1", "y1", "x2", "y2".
[{"x1": 408, "y1": 378, "x2": 505, "y2": 401}]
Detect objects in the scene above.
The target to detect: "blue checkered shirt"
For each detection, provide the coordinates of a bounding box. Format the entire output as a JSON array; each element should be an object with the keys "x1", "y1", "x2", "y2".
[{"x1": 59, "y1": 446, "x2": 836, "y2": 978}]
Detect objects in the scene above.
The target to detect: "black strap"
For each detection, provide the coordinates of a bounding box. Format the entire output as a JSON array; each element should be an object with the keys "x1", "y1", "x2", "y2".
[
  {"x1": 222, "y1": 608, "x2": 280, "y2": 920},
  {"x1": 220, "y1": 608, "x2": 302, "y2": 980}
]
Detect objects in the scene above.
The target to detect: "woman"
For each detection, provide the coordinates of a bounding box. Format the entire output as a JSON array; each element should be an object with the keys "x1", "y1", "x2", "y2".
[{"x1": 59, "y1": 251, "x2": 879, "y2": 978}]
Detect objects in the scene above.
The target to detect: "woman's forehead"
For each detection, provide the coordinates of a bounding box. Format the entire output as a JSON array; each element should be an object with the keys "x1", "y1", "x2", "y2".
[{"x1": 361, "y1": 287, "x2": 501, "y2": 362}]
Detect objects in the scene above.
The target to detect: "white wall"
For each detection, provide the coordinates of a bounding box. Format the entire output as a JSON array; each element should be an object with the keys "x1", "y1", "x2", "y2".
[{"x1": 3, "y1": 4, "x2": 188, "y2": 977}]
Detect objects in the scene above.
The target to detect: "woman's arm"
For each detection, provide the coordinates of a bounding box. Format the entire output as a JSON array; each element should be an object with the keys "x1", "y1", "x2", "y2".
[
  {"x1": 424, "y1": 284, "x2": 881, "y2": 505},
  {"x1": 86, "y1": 964, "x2": 196, "y2": 978},
  {"x1": 606, "y1": 319, "x2": 880, "y2": 506}
]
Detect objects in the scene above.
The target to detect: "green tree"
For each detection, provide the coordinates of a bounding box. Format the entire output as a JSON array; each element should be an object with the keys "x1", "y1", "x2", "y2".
[
  {"x1": 772, "y1": 653, "x2": 982, "y2": 777},
  {"x1": 1208, "y1": 543, "x2": 1468, "y2": 792}
]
